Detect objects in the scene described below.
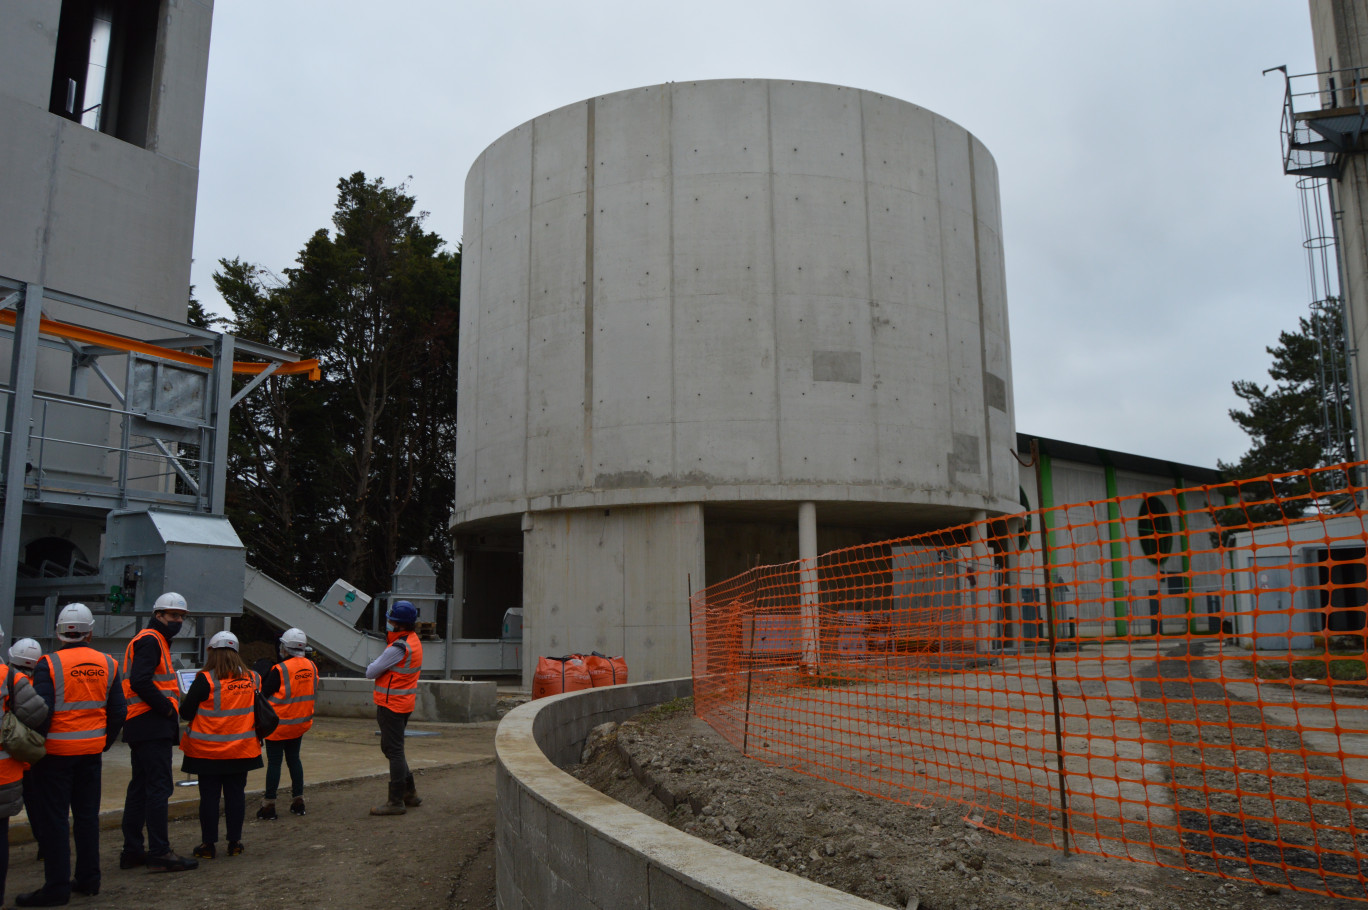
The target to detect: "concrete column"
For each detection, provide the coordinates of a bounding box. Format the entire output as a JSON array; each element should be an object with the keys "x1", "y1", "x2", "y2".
[
  {"x1": 445, "y1": 548, "x2": 465, "y2": 680},
  {"x1": 798, "y1": 501, "x2": 819, "y2": 670},
  {"x1": 969, "y1": 511, "x2": 992, "y2": 654}
]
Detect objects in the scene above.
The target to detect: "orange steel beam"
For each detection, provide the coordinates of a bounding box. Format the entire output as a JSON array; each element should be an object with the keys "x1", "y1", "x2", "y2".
[{"x1": 0, "y1": 309, "x2": 320, "y2": 380}]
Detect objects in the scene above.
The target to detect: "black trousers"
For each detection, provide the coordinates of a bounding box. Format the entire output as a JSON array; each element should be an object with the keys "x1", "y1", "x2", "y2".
[
  {"x1": 29, "y1": 752, "x2": 103, "y2": 897},
  {"x1": 264, "y1": 737, "x2": 304, "y2": 800},
  {"x1": 196, "y1": 771, "x2": 248, "y2": 845},
  {"x1": 122, "y1": 738, "x2": 174, "y2": 856},
  {"x1": 376, "y1": 706, "x2": 410, "y2": 783}
]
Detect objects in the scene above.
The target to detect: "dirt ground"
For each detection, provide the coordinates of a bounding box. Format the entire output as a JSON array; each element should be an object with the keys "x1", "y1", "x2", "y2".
[
  {"x1": 572, "y1": 697, "x2": 1366, "y2": 910},
  {"x1": 4, "y1": 762, "x2": 498, "y2": 910}
]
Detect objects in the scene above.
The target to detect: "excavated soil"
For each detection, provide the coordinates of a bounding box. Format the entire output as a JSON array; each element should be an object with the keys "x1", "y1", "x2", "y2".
[{"x1": 572, "y1": 697, "x2": 1363, "y2": 910}]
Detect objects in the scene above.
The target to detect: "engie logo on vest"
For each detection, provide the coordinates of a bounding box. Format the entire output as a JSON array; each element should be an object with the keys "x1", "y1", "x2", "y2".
[
  {"x1": 69, "y1": 663, "x2": 108, "y2": 678},
  {"x1": 293, "y1": 669, "x2": 312, "y2": 681},
  {"x1": 225, "y1": 679, "x2": 255, "y2": 692}
]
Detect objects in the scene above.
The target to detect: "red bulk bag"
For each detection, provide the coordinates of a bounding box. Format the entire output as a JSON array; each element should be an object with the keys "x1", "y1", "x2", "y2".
[
  {"x1": 583, "y1": 651, "x2": 629, "y2": 687},
  {"x1": 532, "y1": 655, "x2": 592, "y2": 699}
]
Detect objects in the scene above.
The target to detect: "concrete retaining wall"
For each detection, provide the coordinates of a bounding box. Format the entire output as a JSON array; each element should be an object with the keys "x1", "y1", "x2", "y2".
[
  {"x1": 315, "y1": 677, "x2": 497, "y2": 723},
  {"x1": 495, "y1": 678, "x2": 880, "y2": 909}
]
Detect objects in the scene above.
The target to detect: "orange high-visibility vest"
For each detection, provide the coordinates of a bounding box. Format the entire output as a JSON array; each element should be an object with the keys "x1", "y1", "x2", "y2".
[
  {"x1": 372, "y1": 631, "x2": 422, "y2": 713},
  {"x1": 180, "y1": 671, "x2": 262, "y2": 761},
  {"x1": 0, "y1": 665, "x2": 25, "y2": 783},
  {"x1": 42, "y1": 647, "x2": 117, "y2": 756},
  {"x1": 266, "y1": 656, "x2": 316, "y2": 741},
  {"x1": 121, "y1": 628, "x2": 179, "y2": 720}
]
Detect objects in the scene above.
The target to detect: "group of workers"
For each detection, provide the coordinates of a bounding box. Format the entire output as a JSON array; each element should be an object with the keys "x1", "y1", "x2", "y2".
[{"x1": 0, "y1": 593, "x2": 426, "y2": 907}]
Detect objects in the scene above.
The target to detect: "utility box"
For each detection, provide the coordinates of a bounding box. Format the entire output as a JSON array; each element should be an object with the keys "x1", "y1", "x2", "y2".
[
  {"x1": 501, "y1": 608, "x2": 523, "y2": 641},
  {"x1": 390, "y1": 555, "x2": 440, "y2": 624},
  {"x1": 319, "y1": 579, "x2": 372, "y2": 627},
  {"x1": 103, "y1": 510, "x2": 245, "y2": 615}
]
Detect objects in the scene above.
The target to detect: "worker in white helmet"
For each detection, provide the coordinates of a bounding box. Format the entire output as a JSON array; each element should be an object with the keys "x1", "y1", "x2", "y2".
[
  {"x1": 0, "y1": 623, "x2": 48, "y2": 910},
  {"x1": 19, "y1": 604, "x2": 125, "y2": 907},
  {"x1": 8, "y1": 637, "x2": 43, "y2": 863},
  {"x1": 118, "y1": 592, "x2": 198, "y2": 873},
  {"x1": 256, "y1": 628, "x2": 317, "y2": 820}
]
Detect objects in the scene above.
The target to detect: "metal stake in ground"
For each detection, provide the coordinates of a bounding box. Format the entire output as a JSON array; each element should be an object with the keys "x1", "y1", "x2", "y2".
[{"x1": 1019, "y1": 439, "x2": 1072, "y2": 854}]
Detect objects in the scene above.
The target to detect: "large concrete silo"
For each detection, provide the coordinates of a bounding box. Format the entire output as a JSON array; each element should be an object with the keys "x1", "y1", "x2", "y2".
[{"x1": 453, "y1": 80, "x2": 1019, "y2": 685}]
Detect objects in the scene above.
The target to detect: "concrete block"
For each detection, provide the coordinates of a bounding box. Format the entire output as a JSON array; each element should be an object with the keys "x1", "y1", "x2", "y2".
[
  {"x1": 648, "y1": 865, "x2": 746, "y2": 910},
  {"x1": 497, "y1": 764, "x2": 521, "y2": 834},
  {"x1": 314, "y1": 678, "x2": 496, "y2": 723},
  {"x1": 418, "y1": 679, "x2": 498, "y2": 723},
  {"x1": 546, "y1": 807, "x2": 590, "y2": 894},
  {"x1": 586, "y1": 829, "x2": 649, "y2": 910},
  {"x1": 519, "y1": 788, "x2": 550, "y2": 865}
]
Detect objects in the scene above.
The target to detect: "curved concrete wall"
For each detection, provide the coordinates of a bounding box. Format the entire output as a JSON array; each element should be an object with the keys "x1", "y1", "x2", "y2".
[
  {"x1": 456, "y1": 79, "x2": 1018, "y2": 527},
  {"x1": 496, "y1": 678, "x2": 880, "y2": 910}
]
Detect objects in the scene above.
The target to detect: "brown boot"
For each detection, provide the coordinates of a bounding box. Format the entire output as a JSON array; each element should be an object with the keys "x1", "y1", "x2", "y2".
[
  {"x1": 370, "y1": 781, "x2": 406, "y2": 816},
  {"x1": 403, "y1": 774, "x2": 422, "y2": 808}
]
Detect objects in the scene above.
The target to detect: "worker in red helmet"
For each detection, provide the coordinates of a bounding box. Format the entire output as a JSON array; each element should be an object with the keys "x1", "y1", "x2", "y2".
[{"x1": 365, "y1": 600, "x2": 423, "y2": 815}]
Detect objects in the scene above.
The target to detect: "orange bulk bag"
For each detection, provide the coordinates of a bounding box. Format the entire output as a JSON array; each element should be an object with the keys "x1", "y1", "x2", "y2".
[
  {"x1": 532, "y1": 656, "x2": 592, "y2": 699},
  {"x1": 583, "y1": 651, "x2": 629, "y2": 687}
]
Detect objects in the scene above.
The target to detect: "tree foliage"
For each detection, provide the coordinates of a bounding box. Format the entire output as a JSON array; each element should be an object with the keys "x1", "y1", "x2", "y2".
[
  {"x1": 1218, "y1": 308, "x2": 1354, "y2": 522},
  {"x1": 214, "y1": 173, "x2": 460, "y2": 600}
]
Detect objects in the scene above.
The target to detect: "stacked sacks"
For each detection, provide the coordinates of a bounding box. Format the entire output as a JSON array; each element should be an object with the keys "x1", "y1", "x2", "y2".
[
  {"x1": 531, "y1": 655, "x2": 591, "y2": 699},
  {"x1": 582, "y1": 652, "x2": 628, "y2": 687}
]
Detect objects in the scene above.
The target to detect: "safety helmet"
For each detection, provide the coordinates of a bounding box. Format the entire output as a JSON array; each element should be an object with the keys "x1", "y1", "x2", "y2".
[
  {"x1": 386, "y1": 600, "x2": 418, "y2": 624},
  {"x1": 8, "y1": 638, "x2": 41, "y2": 671},
  {"x1": 207, "y1": 630, "x2": 239, "y2": 651},
  {"x1": 279, "y1": 627, "x2": 308, "y2": 656},
  {"x1": 152, "y1": 592, "x2": 189, "y2": 614},
  {"x1": 56, "y1": 603, "x2": 94, "y2": 641}
]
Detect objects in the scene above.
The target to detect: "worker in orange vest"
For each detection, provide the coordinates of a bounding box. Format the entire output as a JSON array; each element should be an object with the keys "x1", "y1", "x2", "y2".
[
  {"x1": 365, "y1": 600, "x2": 423, "y2": 815},
  {"x1": 8, "y1": 639, "x2": 42, "y2": 863},
  {"x1": 179, "y1": 631, "x2": 263, "y2": 859},
  {"x1": 0, "y1": 625, "x2": 48, "y2": 910},
  {"x1": 119, "y1": 592, "x2": 198, "y2": 873},
  {"x1": 257, "y1": 628, "x2": 316, "y2": 820},
  {"x1": 18, "y1": 604, "x2": 125, "y2": 907}
]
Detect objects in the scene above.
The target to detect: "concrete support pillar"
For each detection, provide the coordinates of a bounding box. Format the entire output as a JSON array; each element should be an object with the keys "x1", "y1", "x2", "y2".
[
  {"x1": 969, "y1": 511, "x2": 992, "y2": 654},
  {"x1": 798, "y1": 501, "x2": 819, "y2": 670},
  {"x1": 1001, "y1": 516, "x2": 1025, "y2": 651},
  {"x1": 445, "y1": 547, "x2": 465, "y2": 680}
]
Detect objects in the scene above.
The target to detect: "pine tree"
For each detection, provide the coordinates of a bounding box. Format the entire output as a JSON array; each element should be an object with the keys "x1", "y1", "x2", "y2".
[
  {"x1": 214, "y1": 174, "x2": 460, "y2": 599},
  {"x1": 1218, "y1": 308, "x2": 1354, "y2": 521}
]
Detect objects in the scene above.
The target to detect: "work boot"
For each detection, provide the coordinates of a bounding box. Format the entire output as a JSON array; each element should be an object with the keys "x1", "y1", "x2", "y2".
[
  {"x1": 14, "y1": 887, "x2": 69, "y2": 906},
  {"x1": 370, "y1": 781, "x2": 406, "y2": 816},
  {"x1": 289, "y1": 796, "x2": 306, "y2": 816},
  {"x1": 256, "y1": 800, "x2": 277, "y2": 821},
  {"x1": 146, "y1": 850, "x2": 199, "y2": 872},
  {"x1": 402, "y1": 774, "x2": 422, "y2": 808}
]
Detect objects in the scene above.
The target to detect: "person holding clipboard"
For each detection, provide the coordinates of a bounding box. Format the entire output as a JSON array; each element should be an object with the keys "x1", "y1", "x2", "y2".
[{"x1": 179, "y1": 632, "x2": 263, "y2": 859}]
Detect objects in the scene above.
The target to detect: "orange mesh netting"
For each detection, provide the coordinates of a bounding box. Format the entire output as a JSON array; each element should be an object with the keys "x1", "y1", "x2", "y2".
[{"x1": 690, "y1": 463, "x2": 1368, "y2": 901}]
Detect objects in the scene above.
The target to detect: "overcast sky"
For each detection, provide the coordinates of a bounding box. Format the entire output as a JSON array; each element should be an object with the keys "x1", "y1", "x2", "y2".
[{"x1": 191, "y1": 1, "x2": 1319, "y2": 472}]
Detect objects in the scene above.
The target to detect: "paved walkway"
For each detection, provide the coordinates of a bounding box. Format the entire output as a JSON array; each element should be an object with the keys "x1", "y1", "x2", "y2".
[{"x1": 9, "y1": 713, "x2": 502, "y2": 842}]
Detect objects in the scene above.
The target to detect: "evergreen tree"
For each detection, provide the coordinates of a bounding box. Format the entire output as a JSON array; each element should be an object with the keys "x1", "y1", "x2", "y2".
[
  {"x1": 1218, "y1": 308, "x2": 1354, "y2": 521},
  {"x1": 215, "y1": 174, "x2": 460, "y2": 599}
]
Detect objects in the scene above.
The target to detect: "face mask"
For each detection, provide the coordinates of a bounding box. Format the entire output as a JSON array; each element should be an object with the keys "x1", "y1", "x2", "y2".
[{"x1": 163, "y1": 620, "x2": 184, "y2": 638}]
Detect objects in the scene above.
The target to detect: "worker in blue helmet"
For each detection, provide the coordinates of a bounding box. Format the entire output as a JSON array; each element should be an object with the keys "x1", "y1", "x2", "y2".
[{"x1": 364, "y1": 600, "x2": 423, "y2": 815}]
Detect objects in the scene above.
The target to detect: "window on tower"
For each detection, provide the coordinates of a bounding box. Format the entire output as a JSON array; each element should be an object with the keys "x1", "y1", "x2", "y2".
[{"x1": 47, "y1": 0, "x2": 163, "y2": 148}]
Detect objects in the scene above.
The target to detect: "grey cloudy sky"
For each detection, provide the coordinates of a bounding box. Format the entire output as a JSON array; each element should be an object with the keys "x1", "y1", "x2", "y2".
[{"x1": 191, "y1": 1, "x2": 1318, "y2": 472}]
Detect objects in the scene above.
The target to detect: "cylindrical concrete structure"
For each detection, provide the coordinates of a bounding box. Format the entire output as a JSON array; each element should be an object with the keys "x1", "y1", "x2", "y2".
[{"x1": 454, "y1": 80, "x2": 1019, "y2": 684}]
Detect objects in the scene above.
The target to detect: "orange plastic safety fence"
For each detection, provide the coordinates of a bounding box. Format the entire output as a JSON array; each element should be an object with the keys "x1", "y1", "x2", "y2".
[{"x1": 690, "y1": 463, "x2": 1368, "y2": 901}]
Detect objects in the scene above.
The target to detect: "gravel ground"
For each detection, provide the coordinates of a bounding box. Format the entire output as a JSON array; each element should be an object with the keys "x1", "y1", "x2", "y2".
[{"x1": 572, "y1": 693, "x2": 1365, "y2": 910}]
